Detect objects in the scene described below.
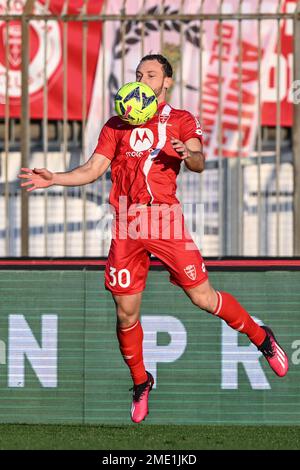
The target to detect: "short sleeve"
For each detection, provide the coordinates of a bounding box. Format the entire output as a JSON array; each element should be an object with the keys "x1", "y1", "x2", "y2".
[
  {"x1": 179, "y1": 111, "x2": 203, "y2": 144},
  {"x1": 93, "y1": 120, "x2": 117, "y2": 161}
]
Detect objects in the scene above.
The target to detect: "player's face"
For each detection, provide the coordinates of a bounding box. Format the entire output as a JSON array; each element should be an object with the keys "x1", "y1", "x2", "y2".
[{"x1": 136, "y1": 60, "x2": 172, "y2": 103}]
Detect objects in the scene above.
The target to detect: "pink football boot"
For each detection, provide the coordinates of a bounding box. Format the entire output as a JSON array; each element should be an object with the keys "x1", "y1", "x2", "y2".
[
  {"x1": 258, "y1": 326, "x2": 289, "y2": 377},
  {"x1": 130, "y1": 372, "x2": 154, "y2": 423}
]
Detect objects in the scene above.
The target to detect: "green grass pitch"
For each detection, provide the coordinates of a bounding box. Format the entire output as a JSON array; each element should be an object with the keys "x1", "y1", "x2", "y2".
[{"x1": 0, "y1": 424, "x2": 299, "y2": 450}]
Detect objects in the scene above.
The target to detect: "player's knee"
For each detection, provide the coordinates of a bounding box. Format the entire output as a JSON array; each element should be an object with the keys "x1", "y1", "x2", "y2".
[
  {"x1": 188, "y1": 290, "x2": 216, "y2": 312},
  {"x1": 117, "y1": 308, "x2": 139, "y2": 328},
  {"x1": 189, "y1": 293, "x2": 210, "y2": 311},
  {"x1": 115, "y1": 300, "x2": 140, "y2": 327}
]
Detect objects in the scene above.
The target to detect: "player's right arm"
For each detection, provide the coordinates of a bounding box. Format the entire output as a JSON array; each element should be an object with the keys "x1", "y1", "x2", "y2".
[{"x1": 18, "y1": 152, "x2": 111, "y2": 192}]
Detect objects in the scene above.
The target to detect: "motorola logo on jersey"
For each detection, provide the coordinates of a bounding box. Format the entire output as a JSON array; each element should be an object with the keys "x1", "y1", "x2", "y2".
[{"x1": 129, "y1": 128, "x2": 154, "y2": 152}]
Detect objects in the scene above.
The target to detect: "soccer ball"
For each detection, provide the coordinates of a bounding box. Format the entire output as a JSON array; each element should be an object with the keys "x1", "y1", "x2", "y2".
[{"x1": 114, "y1": 82, "x2": 158, "y2": 125}]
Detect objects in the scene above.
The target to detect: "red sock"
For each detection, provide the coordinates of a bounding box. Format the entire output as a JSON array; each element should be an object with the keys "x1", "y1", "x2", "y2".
[
  {"x1": 213, "y1": 291, "x2": 266, "y2": 346},
  {"x1": 116, "y1": 320, "x2": 148, "y2": 385}
]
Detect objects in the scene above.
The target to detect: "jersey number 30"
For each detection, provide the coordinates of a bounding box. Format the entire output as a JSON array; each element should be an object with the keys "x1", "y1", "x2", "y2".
[{"x1": 109, "y1": 267, "x2": 131, "y2": 288}]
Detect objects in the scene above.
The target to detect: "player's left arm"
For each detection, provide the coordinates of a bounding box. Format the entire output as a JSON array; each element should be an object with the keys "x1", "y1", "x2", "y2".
[{"x1": 171, "y1": 137, "x2": 205, "y2": 173}]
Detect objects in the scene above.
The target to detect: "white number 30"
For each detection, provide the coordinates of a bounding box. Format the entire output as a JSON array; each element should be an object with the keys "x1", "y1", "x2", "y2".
[{"x1": 109, "y1": 267, "x2": 131, "y2": 288}]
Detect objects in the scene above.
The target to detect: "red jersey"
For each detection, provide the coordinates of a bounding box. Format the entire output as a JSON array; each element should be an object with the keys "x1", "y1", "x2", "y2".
[{"x1": 94, "y1": 101, "x2": 203, "y2": 212}]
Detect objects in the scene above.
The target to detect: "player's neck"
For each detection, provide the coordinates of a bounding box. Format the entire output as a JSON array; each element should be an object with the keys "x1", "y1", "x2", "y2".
[
  {"x1": 157, "y1": 92, "x2": 168, "y2": 106},
  {"x1": 157, "y1": 97, "x2": 167, "y2": 106}
]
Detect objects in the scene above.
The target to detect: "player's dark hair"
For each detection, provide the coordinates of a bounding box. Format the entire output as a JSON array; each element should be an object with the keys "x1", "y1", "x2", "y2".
[{"x1": 139, "y1": 54, "x2": 173, "y2": 78}]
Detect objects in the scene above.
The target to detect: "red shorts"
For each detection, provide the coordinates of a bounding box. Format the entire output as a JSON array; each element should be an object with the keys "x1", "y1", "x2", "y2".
[{"x1": 104, "y1": 205, "x2": 208, "y2": 295}]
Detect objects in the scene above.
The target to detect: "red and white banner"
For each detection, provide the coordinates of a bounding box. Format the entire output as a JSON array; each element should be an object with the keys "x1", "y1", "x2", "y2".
[
  {"x1": 87, "y1": 0, "x2": 294, "y2": 160},
  {"x1": 199, "y1": 2, "x2": 277, "y2": 159},
  {"x1": 0, "y1": 0, "x2": 104, "y2": 120},
  {"x1": 261, "y1": 0, "x2": 296, "y2": 126},
  {"x1": 0, "y1": 0, "x2": 297, "y2": 156}
]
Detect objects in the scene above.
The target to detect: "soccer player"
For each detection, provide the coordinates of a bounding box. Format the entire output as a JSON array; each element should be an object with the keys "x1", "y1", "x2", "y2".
[{"x1": 19, "y1": 54, "x2": 289, "y2": 424}]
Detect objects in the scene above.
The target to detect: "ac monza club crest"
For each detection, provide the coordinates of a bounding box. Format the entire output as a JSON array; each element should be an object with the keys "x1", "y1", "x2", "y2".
[
  {"x1": 129, "y1": 128, "x2": 154, "y2": 152},
  {"x1": 5, "y1": 23, "x2": 21, "y2": 68},
  {"x1": 184, "y1": 264, "x2": 197, "y2": 281},
  {"x1": 159, "y1": 112, "x2": 170, "y2": 125},
  {"x1": 0, "y1": 0, "x2": 61, "y2": 103}
]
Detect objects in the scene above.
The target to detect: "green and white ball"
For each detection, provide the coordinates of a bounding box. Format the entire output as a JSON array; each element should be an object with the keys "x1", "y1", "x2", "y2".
[{"x1": 114, "y1": 82, "x2": 158, "y2": 125}]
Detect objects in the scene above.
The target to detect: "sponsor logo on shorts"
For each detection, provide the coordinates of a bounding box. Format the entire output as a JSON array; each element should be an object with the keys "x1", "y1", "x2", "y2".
[{"x1": 184, "y1": 264, "x2": 197, "y2": 281}]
